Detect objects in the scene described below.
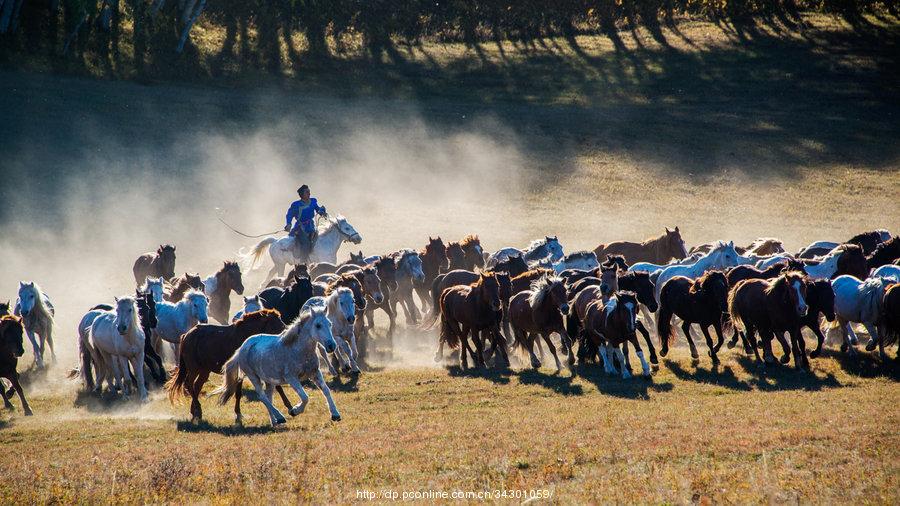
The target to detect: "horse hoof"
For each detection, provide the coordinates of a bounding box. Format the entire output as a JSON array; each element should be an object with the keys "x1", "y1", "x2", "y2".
[
  {"x1": 350, "y1": 370, "x2": 361, "y2": 377},
  {"x1": 649, "y1": 355, "x2": 659, "y2": 365},
  {"x1": 331, "y1": 414, "x2": 342, "y2": 422},
  {"x1": 433, "y1": 354, "x2": 443, "y2": 364},
  {"x1": 289, "y1": 405, "x2": 305, "y2": 417},
  {"x1": 191, "y1": 416, "x2": 201, "y2": 425},
  {"x1": 809, "y1": 350, "x2": 821, "y2": 359},
  {"x1": 24, "y1": 409, "x2": 33, "y2": 416},
  {"x1": 273, "y1": 416, "x2": 287, "y2": 426},
  {"x1": 865, "y1": 340, "x2": 877, "y2": 352},
  {"x1": 659, "y1": 348, "x2": 668, "y2": 358},
  {"x1": 780, "y1": 355, "x2": 790, "y2": 364},
  {"x1": 530, "y1": 360, "x2": 541, "y2": 370},
  {"x1": 726, "y1": 341, "x2": 737, "y2": 349}
]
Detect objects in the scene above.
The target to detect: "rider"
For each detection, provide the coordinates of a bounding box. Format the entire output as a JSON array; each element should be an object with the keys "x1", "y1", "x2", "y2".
[{"x1": 284, "y1": 184, "x2": 327, "y2": 258}]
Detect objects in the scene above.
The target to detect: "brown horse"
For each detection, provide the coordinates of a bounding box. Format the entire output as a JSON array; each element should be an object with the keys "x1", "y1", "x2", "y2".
[
  {"x1": 728, "y1": 271, "x2": 810, "y2": 369},
  {"x1": 594, "y1": 227, "x2": 687, "y2": 265},
  {"x1": 341, "y1": 266, "x2": 384, "y2": 363},
  {"x1": 656, "y1": 271, "x2": 730, "y2": 365},
  {"x1": 508, "y1": 275, "x2": 573, "y2": 372},
  {"x1": 878, "y1": 283, "x2": 900, "y2": 359},
  {"x1": 581, "y1": 291, "x2": 649, "y2": 377},
  {"x1": 414, "y1": 237, "x2": 449, "y2": 312},
  {"x1": 0, "y1": 316, "x2": 31, "y2": 416},
  {"x1": 133, "y1": 244, "x2": 176, "y2": 285},
  {"x1": 447, "y1": 235, "x2": 484, "y2": 271},
  {"x1": 867, "y1": 236, "x2": 900, "y2": 270},
  {"x1": 165, "y1": 272, "x2": 204, "y2": 302},
  {"x1": 834, "y1": 243, "x2": 868, "y2": 280},
  {"x1": 434, "y1": 272, "x2": 503, "y2": 369},
  {"x1": 691, "y1": 238, "x2": 785, "y2": 256},
  {"x1": 205, "y1": 261, "x2": 245, "y2": 324},
  {"x1": 0, "y1": 301, "x2": 9, "y2": 316},
  {"x1": 167, "y1": 309, "x2": 284, "y2": 423},
  {"x1": 325, "y1": 273, "x2": 367, "y2": 310},
  {"x1": 266, "y1": 264, "x2": 310, "y2": 288},
  {"x1": 363, "y1": 256, "x2": 399, "y2": 348}
]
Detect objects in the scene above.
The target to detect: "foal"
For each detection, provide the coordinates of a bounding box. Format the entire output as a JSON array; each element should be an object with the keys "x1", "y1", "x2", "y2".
[
  {"x1": 508, "y1": 275, "x2": 573, "y2": 372},
  {"x1": 0, "y1": 316, "x2": 32, "y2": 416},
  {"x1": 168, "y1": 309, "x2": 285, "y2": 423},
  {"x1": 656, "y1": 271, "x2": 730, "y2": 365}
]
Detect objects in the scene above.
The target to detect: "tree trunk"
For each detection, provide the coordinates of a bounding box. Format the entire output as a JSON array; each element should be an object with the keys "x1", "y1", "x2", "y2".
[{"x1": 175, "y1": 0, "x2": 203, "y2": 53}]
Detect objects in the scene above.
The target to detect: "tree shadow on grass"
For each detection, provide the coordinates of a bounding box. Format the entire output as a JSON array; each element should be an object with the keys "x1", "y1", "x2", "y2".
[
  {"x1": 665, "y1": 360, "x2": 753, "y2": 391},
  {"x1": 576, "y1": 364, "x2": 674, "y2": 399}
]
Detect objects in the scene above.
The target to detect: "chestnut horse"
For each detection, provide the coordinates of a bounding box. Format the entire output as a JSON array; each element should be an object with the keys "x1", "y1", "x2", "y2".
[
  {"x1": 133, "y1": 244, "x2": 176, "y2": 285},
  {"x1": 0, "y1": 316, "x2": 32, "y2": 416},
  {"x1": 203, "y1": 261, "x2": 245, "y2": 324},
  {"x1": 509, "y1": 275, "x2": 573, "y2": 372},
  {"x1": 414, "y1": 237, "x2": 449, "y2": 312},
  {"x1": 165, "y1": 273, "x2": 204, "y2": 302},
  {"x1": 434, "y1": 272, "x2": 502, "y2": 369},
  {"x1": 594, "y1": 227, "x2": 687, "y2": 265},
  {"x1": 728, "y1": 271, "x2": 810, "y2": 370},
  {"x1": 447, "y1": 235, "x2": 484, "y2": 271},
  {"x1": 167, "y1": 309, "x2": 285, "y2": 423},
  {"x1": 657, "y1": 271, "x2": 730, "y2": 365}
]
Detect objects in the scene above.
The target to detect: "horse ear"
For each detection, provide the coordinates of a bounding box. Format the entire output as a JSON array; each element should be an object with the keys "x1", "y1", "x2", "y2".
[
  {"x1": 114, "y1": 296, "x2": 119, "y2": 303},
  {"x1": 729, "y1": 240, "x2": 734, "y2": 248},
  {"x1": 675, "y1": 226, "x2": 680, "y2": 233},
  {"x1": 18, "y1": 282, "x2": 24, "y2": 288},
  {"x1": 665, "y1": 227, "x2": 671, "y2": 233}
]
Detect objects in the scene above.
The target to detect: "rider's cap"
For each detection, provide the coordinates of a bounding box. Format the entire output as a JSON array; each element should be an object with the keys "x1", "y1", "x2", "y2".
[{"x1": 298, "y1": 185, "x2": 309, "y2": 195}]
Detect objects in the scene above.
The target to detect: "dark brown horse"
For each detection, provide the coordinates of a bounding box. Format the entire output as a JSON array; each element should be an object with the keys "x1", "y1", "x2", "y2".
[
  {"x1": 447, "y1": 235, "x2": 484, "y2": 271},
  {"x1": 726, "y1": 259, "x2": 805, "y2": 287},
  {"x1": 165, "y1": 272, "x2": 204, "y2": 302},
  {"x1": 167, "y1": 309, "x2": 285, "y2": 423},
  {"x1": 796, "y1": 279, "x2": 837, "y2": 359},
  {"x1": 657, "y1": 271, "x2": 730, "y2": 365},
  {"x1": 867, "y1": 236, "x2": 900, "y2": 270},
  {"x1": 0, "y1": 301, "x2": 9, "y2": 316},
  {"x1": 508, "y1": 275, "x2": 573, "y2": 372},
  {"x1": 834, "y1": 243, "x2": 868, "y2": 280},
  {"x1": 0, "y1": 316, "x2": 31, "y2": 416},
  {"x1": 728, "y1": 271, "x2": 810, "y2": 370},
  {"x1": 510, "y1": 268, "x2": 555, "y2": 295},
  {"x1": 363, "y1": 256, "x2": 399, "y2": 352},
  {"x1": 133, "y1": 244, "x2": 176, "y2": 285},
  {"x1": 325, "y1": 273, "x2": 367, "y2": 310},
  {"x1": 206, "y1": 261, "x2": 245, "y2": 324},
  {"x1": 434, "y1": 272, "x2": 503, "y2": 369},
  {"x1": 878, "y1": 283, "x2": 900, "y2": 359},
  {"x1": 594, "y1": 227, "x2": 687, "y2": 265},
  {"x1": 581, "y1": 291, "x2": 649, "y2": 377},
  {"x1": 414, "y1": 237, "x2": 449, "y2": 312}
]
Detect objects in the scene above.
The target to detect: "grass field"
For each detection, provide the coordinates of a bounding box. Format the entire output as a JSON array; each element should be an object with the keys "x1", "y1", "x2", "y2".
[{"x1": 1, "y1": 12, "x2": 899, "y2": 505}]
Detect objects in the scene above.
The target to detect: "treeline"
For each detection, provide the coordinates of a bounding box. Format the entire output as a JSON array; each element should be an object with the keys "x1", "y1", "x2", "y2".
[{"x1": 0, "y1": 0, "x2": 894, "y2": 71}]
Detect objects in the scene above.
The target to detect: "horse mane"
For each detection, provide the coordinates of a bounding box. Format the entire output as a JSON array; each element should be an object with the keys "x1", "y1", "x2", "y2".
[
  {"x1": 692, "y1": 270, "x2": 725, "y2": 295},
  {"x1": 235, "y1": 308, "x2": 280, "y2": 325},
  {"x1": 528, "y1": 275, "x2": 562, "y2": 310},
  {"x1": 764, "y1": 271, "x2": 805, "y2": 297},
  {"x1": 858, "y1": 277, "x2": 888, "y2": 323},
  {"x1": 640, "y1": 230, "x2": 669, "y2": 247},
  {"x1": 281, "y1": 310, "x2": 315, "y2": 345},
  {"x1": 563, "y1": 250, "x2": 595, "y2": 262},
  {"x1": 395, "y1": 248, "x2": 418, "y2": 263},
  {"x1": 183, "y1": 289, "x2": 207, "y2": 303},
  {"x1": 512, "y1": 268, "x2": 553, "y2": 283},
  {"x1": 21, "y1": 283, "x2": 52, "y2": 321},
  {"x1": 869, "y1": 236, "x2": 899, "y2": 257},
  {"x1": 459, "y1": 234, "x2": 480, "y2": 248},
  {"x1": 525, "y1": 237, "x2": 551, "y2": 254},
  {"x1": 325, "y1": 273, "x2": 358, "y2": 294},
  {"x1": 847, "y1": 230, "x2": 881, "y2": 245}
]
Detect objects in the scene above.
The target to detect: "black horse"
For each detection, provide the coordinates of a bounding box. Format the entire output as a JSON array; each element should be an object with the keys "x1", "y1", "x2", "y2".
[{"x1": 259, "y1": 273, "x2": 315, "y2": 324}]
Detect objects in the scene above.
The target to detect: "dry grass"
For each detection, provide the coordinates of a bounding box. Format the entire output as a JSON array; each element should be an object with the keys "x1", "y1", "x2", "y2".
[{"x1": 1, "y1": 346, "x2": 897, "y2": 504}]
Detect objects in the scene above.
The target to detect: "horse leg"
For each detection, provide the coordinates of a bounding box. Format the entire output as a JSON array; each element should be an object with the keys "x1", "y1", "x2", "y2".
[
  {"x1": 10, "y1": 375, "x2": 32, "y2": 416},
  {"x1": 0, "y1": 379, "x2": 13, "y2": 410},
  {"x1": 494, "y1": 327, "x2": 510, "y2": 367},
  {"x1": 615, "y1": 345, "x2": 631, "y2": 379},
  {"x1": 246, "y1": 375, "x2": 286, "y2": 426},
  {"x1": 640, "y1": 305, "x2": 656, "y2": 336},
  {"x1": 808, "y1": 322, "x2": 827, "y2": 358},
  {"x1": 760, "y1": 330, "x2": 777, "y2": 365},
  {"x1": 745, "y1": 327, "x2": 764, "y2": 365},
  {"x1": 459, "y1": 326, "x2": 476, "y2": 369},
  {"x1": 25, "y1": 328, "x2": 43, "y2": 369},
  {"x1": 44, "y1": 327, "x2": 57, "y2": 363},
  {"x1": 385, "y1": 301, "x2": 396, "y2": 358},
  {"x1": 189, "y1": 370, "x2": 209, "y2": 422},
  {"x1": 524, "y1": 332, "x2": 541, "y2": 369},
  {"x1": 535, "y1": 334, "x2": 546, "y2": 361},
  {"x1": 791, "y1": 328, "x2": 808, "y2": 371},
  {"x1": 285, "y1": 377, "x2": 310, "y2": 417},
  {"x1": 630, "y1": 334, "x2": 651, "y2": 377},
  {"x1": 471, "y1": 328, "x2": 486, "y2": 368},
  {"x1": 700, "y1": 325, "x2": 720, "y2": 366},
  {"x1": 598, "y1": 343, "x2": 614, "y2": 374},
  {"x1": 340, "y1": 335, "x2": 360, "y2": 374},
  {"x1": 540, "y1": 333, "x2": 562, "y2": 373},
  {"x1": 862, "y1": 322, "x2": 881, "y2": 355},
  {"x1": 636, "y1": 320, "x2": 658, "y2": 366},
  {"x1": 130, "y1": 353, "x2": 149, "y2": 402},
  {"x1": 621, "y1": 341, "x2": 633, "y2": 374},
  {"x1": 318, "y1": 344, "x2": 340, "y2": 377},
  {"x1": 774, "y1": 331, "x2": 791, "y2": 364},
  {"x1": 681, "y1": 321, "x2": 699, "y2": 360},
  {"x1": 233, "y1": 377, "x2": 244, "y2": 426},
  {"x1": 313, "y1": 370, "x2": 342, "y2": 421}
]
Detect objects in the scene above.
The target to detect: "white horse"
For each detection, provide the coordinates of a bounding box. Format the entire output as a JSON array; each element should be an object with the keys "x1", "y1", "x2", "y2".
[
  {"x1": 487, "y1": 236, "x2": 564, "y2": 268},
  {"x1": 871, "y1": 264, "x2": 900, "y2": 281},
  {"x1": 14, "y1": 282, "x2": 55, "y2": 368},
  {"x1": 304, "y1": 287, "x2": 359, "y2": 376},
  {"x1": 550, "y1": 251, "x2": 599, "y2": 273},
  {"x1": 87, "y1": 297, "x2": 148, "y2": 401},
  {"x1": 654, "y1": 241, "x2": 741, "y2": 301},
  {"x1": 756, "y1": 248, "x2": 842, "y2": 279},
  {"x1": 628, "y1": 252, "x2": 703, "y2": 275},
  {"x1": 141, "y1": 276, "x2": 164, "y2": 303},
  {"x1": 828, "y1": 275, "x2": 892, "y2": 355},
  {"x1": 153, "y1": 290, "x2": 209, "y2": 358},
  {"x1": 242, "y1": 214, "x2": 362, "y2": 284},
  {"x1": 231, "y1": 295, "x2": 263, "y2": 322},
  {"x1": 218, "y1": 309, "x2": 340, "y2": 426},
  {"x1": 75, "y1": 307, "x2": 108, "y2": 390}
]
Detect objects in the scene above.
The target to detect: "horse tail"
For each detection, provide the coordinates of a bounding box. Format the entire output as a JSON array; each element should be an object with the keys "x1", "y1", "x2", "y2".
[
  {"x1": 420, "y1": 274, "x2": 445, "y2": 330},
  {"x1": 215, "y1": 351, "x2": 241, "y2": 406},
  {"x1": 565, "y1": 305, "x2": 580, "y2": 342},
  {"x1": 165, "y1": 341, "x2": 190, "y2": 403},
  {"x1": 438, "y1": 295, "x2": 459, "y2": 349},
  {"x1": 656, "y1": 293, "x2": 676, "y2": 348},
  {"x1": 239, "y1": 237, "x2": 277, "y2": 270},
  {"x1": 727, "y1": 287, "x2": 746, "y2": 333}
]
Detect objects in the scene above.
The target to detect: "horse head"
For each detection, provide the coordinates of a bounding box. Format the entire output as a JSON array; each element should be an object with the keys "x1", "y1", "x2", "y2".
[
  {"x1": 223, "y1": 261, "x2": 245, "y2": 295},
  {"x1": 186, "y1": 291, "x2": 209, "y2": 324},
  {"x1": 308, "y1": 308, "x2": 336, "y2": 353},
  {"x1": 332, "y1": 215, "x2": 362, "y2": 244},
  {"x1": 664, "y1": 227, "x2": 688, "y2": 260},
  {"x1": 0, "y1": 316, "x2": 25, "y2": 357},
  {"x1": 599, "y1": 265, "x2": 619, "y2": 298},
  {"x1": 545, "y1": 236, "x2": 564, "y2": 262},
  {"x1": 478, "y1": 272, "x2": 502, "y2": 312},
  {"x1": 114, "y1": 296, "x2": 137, "y2": 336},
  {"x1": 16, "y1": 282, "x2": 37, "y2": 317},
  {"x1": 157, "y1": 245, "x2": 177, "y2": 279}
]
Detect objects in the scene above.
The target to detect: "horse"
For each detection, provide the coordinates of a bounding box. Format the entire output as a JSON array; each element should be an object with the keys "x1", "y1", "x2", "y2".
[
  {"x1": 726, "y1": 259, "x2": 806, "y2": 287},
  {"x1": 654, "y1": 241, "x2": 741, "y2": 301},
  {"x1": 508, "y1": 275, "x2": 573, "y2": 372},
  {"x1": 15, "y1": 282, "x2": 55, "y2": 369},
  {"x1": 756, "y1": 248, "x2": 843, "y2": 280},
  {"x1": 303, "y1": 287, "x2": 359, "y2": 376},
  {"x1": 362, "y1": 255, "x2": 400, "y2": 349},
  {"x1": 153, "y1": 290, "x2": 209, "y2": 359},
  {"x1": 445, "y1": 235, "x2": 485, "y2": 271},
  {"x1": 87, "y1": 296, "x2": 149, "y2": 401},
  {"x1": 551, "y1": 251, "x2": 599, "y2": 273},
  {"x1": 867, "y1": 236, "x2": 900, "y2": 270},
  {"x1": 878, "y1": 283, "x2": 900, "y2": 359},
  {"x1": 656, "y1": 271, "x2": 730, "y2": 365},
  {"x1": 433, "y1": 272, "x2": 503, "y2": 369},
  {"x1": 414, "y1": 237, "x2": 449, "y2": 313},
  {"x1": 266, "y1": 264, "x2": 311, "y2": 288},
  {"x1": 259, "y1": 274, "x2": 315, "y2": 324},
  {"x1": 217, "y1": 309, "x2": 341, "y2": 426},
  {"x1": 487, "y1": 236, "x2": 564, "y2": 267},
  {"x1": 0, "y1": 301, "x2": 9, "y2": 316},
  {"x1": 834, "y1": 244, "x2": 868, "y2": 280},
  {"x1": 391, "y1": 249, "x2": 426, "y2": 324},
  {"x1": 728, "y1": 271, "x2": 809, "y2": 369},
  {"x1": 165, "y1": 272, "x2": 204, "y2": 302},
  {"x1": 202, "y1": 261, "x2": 245, "y2": 324},
  {"x1": 0, "y1": 316, "x2": 32, "y2": 416},
  {"x1": 167, "y1": 309, "x2": 285, "y2": 424},
  {"x1": 628, "y1": 252, "x2": 703, "y2": 276},
  {"x1": 242, "y1": 214, "x2": 362, "y2": 284},
  {"x1": 872, "y1": 265, "x2": 900, "y2": 281},
  {"x1": 582, "y1": 291, "x2": 649, "y2": 378},
  {"x1": 594, "y1": 227, "x2": 687, "y2": 265},
  {"x1": 133, "y1": 245, "x2": 176, "y2": 285},
  {"x1": 566, "y1": 266, "x2": 618, "y2": 365},
  {"x1": 232, "y1": 295, "x2": 263, "y2": 322},
  {"x1": 797, "y1": 229, "x2": 892, "y2": 258},
  {"x1": 829, "y1": 275, "x2": 892, "y2": 356},
  {"x1": 795, "y1": 279, "x2": 837, "y2": 359},
  {"x1": 85, "y1": 291, "x2": 163, "y2": 385},
  {"x1": 140, "y1": 277, "x2": 165, "y2": 303}
]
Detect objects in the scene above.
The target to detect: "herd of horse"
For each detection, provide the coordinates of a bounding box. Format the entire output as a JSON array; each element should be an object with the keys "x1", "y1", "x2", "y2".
[{"x1": 1, "y1": 215, "x2": 899, "y2": 427}]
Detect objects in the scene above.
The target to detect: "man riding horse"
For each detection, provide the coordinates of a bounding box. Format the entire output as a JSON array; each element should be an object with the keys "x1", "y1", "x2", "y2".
[{"x1": 284, "y1": 184, "x2": 327, "y2": 260}]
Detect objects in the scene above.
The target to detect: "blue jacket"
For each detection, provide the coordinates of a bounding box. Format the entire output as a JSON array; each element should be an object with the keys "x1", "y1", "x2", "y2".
[{"x1": 286, "y1": 198, "x2": 325, "y2": 234}]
